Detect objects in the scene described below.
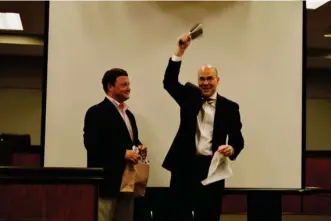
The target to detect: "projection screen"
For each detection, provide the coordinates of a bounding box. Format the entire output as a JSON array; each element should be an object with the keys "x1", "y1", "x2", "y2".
[{"x1": 44, "y1": 1, "x2": 304, "y2": 189}]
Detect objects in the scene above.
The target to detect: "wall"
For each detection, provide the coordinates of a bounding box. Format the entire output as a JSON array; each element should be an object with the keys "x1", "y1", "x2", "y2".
[
  {"x1": 0, "y1": 56, "x2": 43, "y2": 145},
  {"x1": 306, "y1": 99, "x2": 331, "y2": 151},
  {"x1": 0, "y1": 89, "x2": 42, "y2": 145},
  {"x1": 306, "y1": 70, "x2": 331, "y2": 151}
]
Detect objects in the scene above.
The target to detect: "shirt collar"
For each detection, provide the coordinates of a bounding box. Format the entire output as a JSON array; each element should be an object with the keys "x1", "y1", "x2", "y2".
[
  {"x1": 106, "y1": 95, "x2": 128, "y2": 111},
  {"x1": 209, "y1": 91, "x2": 217, "y2": 100}
]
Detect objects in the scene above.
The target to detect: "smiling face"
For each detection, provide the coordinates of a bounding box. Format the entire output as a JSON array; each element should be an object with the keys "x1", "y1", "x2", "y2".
[
  {"x1": 108, "y1": 76, "x2": 131, "y2": 103},
  {"x1": 198, "y1": 65, "x2": 219, "y2": 97}
]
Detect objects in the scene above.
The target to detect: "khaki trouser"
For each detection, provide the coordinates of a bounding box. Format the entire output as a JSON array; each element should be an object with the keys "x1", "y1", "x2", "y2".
[{"x1": 98, "y1": 194, "x2": 134, "y2": 221}]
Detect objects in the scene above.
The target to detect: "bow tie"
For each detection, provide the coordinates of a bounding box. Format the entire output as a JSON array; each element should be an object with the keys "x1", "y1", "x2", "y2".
[{"x1": 202, "y1": 97, "x2": 216, "y2": 105}]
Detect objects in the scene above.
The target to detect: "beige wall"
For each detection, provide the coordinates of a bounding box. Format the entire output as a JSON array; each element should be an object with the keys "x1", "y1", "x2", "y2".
[
  {"x1": 0, "y1": 88, "x2": 42, "y2": 145},
  {"x1": 0, "y1": 62, "x2": 330, "y2": 150},
  {"x1": 306, "y1": 99, "x2": 331, "y2": 151},
  {"x1": 306, "y1": 71, "x2": 331, "y2": 151},
  {"x1": 0, "y1": 59, "x2": 42, "y2": 145}
]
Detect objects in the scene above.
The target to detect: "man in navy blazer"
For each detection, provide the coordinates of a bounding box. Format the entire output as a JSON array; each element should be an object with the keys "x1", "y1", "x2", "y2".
[
  {"x1": 162, "y1": 34, "x2": 244, "y2": 221},
  {"x1": 83, "y1": 68, "x2": 147, "y2": 221}
]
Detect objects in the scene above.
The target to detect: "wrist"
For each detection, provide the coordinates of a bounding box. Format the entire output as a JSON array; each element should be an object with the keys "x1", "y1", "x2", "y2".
[{"x1": 175, "y1": 49, "x2": 184, "y2": 57}]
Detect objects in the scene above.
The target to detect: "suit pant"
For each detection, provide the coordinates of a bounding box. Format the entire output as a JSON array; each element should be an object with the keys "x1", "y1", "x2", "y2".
[
  {"x1": 166, "y1": 155, "x2": 224, "y2": 221},
  {"x1": 98, "y1": 194, "x2": 134, "y2": 221}
]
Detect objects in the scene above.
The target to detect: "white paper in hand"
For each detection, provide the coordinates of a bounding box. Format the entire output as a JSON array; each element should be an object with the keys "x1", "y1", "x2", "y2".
[{"x1": 201, "y1": 152, "x2": 233, "y2": 186}]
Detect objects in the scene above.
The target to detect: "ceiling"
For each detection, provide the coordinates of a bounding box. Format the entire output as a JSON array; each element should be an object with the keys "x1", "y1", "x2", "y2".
[
  {"x1": 0, "y1": 1, "x2": 331, "y2": 69},
  {"x1": 0, "y1": 1, "x2": 44, "y2": 57},
  {"x1": 0, "y1": 1, "x2": 45, "y2": 36}
]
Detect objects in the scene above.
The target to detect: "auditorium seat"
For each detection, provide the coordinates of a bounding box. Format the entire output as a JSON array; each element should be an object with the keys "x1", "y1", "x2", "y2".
[
  {"x1": 0, "y1": 140, "x2": 13, "y2": 166},
  {"x1": 0, "y1": 133, "x2": 31, "y2": 166}
]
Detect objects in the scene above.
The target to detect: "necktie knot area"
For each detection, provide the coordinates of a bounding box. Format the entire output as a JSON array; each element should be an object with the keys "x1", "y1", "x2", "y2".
[
  {"x1": 119, "y1": 103, "x2": 126, "y2": 112},
  {"x1": 202, "y1": 97, "x2": 216, "y2": 105}
]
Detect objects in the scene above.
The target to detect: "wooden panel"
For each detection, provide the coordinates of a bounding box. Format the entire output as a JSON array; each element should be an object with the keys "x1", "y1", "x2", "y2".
[
  {"x1": 0, "y1": 184, "x2": 96, "y2": 221},
  {"x1": 221, "y1": 157, "x2": 331, "y2": 215},
  {"x1": 303, "y1": 158, "x2": 331, "y2": 215},
  {"x1": 306, "y1": 158, "x2": 331, "y2": 188},
  {"x1": 303, "y1": 195, "x2": 331, "y2": 215},
  {"x1": 12, "y1": 153, "x2": 40, "y2": 166},
  {"x1": 7, "y1": 149, "x2": 331, "y2": 216},
  {"x1": 222, "y1": 194, "x2": 246, "y2": 214},
  {"x1": 282, "y1": 195, "x2": 302, "y2": 214},
  {"x1": 282, "y1": 157, "x2": 331, "y2": 215}
]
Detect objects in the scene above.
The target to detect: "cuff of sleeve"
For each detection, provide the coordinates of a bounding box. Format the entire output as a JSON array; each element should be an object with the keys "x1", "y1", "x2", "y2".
[{"x1": 171, "y1": 55, "x2": 182, "y2": 62}]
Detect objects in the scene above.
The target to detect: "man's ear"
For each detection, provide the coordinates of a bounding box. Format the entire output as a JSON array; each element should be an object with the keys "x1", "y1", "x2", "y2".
[{"x1": 107, "y1": 83, "x2": 112, "y2": 91}]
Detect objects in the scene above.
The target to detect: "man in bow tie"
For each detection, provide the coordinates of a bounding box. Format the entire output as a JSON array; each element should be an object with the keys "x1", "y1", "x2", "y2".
[{"x1": 161, "y1": 33, "x2": 244, "y2": 221}]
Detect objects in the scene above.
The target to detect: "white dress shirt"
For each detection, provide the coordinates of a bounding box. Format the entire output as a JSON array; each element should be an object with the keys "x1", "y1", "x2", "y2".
[
  {"x1": 195, "y1": 92, "x2": 216, "y2": 156},
  {"x1": 171, "y1": 55, "x2": 216, "y2": 156},
  {"x1": 106, "y1": 95, "x2": 134, "y2": 141}
]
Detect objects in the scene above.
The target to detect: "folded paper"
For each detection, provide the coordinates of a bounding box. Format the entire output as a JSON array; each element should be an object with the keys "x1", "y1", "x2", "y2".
[{"x1": 201, "y1": 152, "x2": 233, "y2": 186}]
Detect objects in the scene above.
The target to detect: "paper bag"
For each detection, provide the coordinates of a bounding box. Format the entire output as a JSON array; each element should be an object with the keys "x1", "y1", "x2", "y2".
[
  {"x1": 132, "y1": 161, "x2": 149, "y2": 197},
  {"x1": 120, "y1": 162, "x2": 149, "y2": 197},
  {"x1": 120, "y1": 147, "x2": 150, "y2": 197},
  {"x1": 120, "y1": 163, "x2": 135, "y2": 193}
]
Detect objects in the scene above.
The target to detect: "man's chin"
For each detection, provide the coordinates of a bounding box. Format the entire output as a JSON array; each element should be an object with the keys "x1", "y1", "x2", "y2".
[{"x1": 201, "y1": 91, "x2": 212, "y2": 97}]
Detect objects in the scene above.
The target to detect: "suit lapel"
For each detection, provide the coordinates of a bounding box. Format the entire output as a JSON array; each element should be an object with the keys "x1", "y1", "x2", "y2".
[
  {"x1": 102, "y1": 98, "x2": 133, "y2": 144},
  {"x1": 212, "y1": 95, "x2": 227, "y2": 152},
  {"x1": 126, "y1": 110, "x2": 137, "y2": 143},
  {"x1": 196, "y1": 97, "x2": 204, "y2": 116}
]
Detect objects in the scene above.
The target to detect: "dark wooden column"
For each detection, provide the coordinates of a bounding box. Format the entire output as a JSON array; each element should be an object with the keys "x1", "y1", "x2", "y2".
[{"x1": 0, "y1": 166, "x2": 103, "y2": 221}]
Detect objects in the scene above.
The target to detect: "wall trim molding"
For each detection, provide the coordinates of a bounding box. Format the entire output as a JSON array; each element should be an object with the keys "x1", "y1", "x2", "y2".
[
  {"x1": 13, "y1": 145, "x2": 42, "y2": 154},
  {"x1": 306, "y1": 150, "x2": 331, "y2": 158}
]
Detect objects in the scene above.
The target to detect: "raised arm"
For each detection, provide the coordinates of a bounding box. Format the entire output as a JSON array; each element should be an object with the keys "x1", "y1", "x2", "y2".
[{"x1": 163, "y1": 34, "x2": 192, "y2": 106}]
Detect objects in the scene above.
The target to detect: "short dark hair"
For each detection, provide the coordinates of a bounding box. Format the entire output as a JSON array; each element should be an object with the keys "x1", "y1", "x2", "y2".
[{"x1": 102, "y1": 68, "x2": 128, "y2": 93}]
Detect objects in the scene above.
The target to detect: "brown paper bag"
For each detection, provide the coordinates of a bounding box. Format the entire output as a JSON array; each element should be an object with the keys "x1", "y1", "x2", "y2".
[
  {"x1": 133, "y1": 161, "x2": 149, "y2": 197},
  {"x1": 120, "y1": 161, "x2": 150, "y2": 197},
  {"x1": 120, "y1": 164, "x2": 135, "y2": 193}
]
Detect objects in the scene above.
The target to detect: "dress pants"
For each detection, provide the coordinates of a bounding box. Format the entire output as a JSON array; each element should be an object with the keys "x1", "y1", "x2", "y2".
[
  {"x1": 98, "y1": 194, "x2": 134, "y2": 221},
  {"x1": 166, "y1": 154, "x2": 224, "y2": 221}
]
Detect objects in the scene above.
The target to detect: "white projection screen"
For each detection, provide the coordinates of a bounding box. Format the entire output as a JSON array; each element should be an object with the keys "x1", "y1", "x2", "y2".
[{"x1": 44, "y1": 1, "x2": 304, "y2": 189}]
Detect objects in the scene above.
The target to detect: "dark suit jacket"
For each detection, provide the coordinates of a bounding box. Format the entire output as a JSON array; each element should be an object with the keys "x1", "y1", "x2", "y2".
[
  {"x1": 83, "y1": 97, "x2": 141, "y2": 198},
  {"x1": 162, "y1": 58, "x2": 244, "y2": 173}
]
